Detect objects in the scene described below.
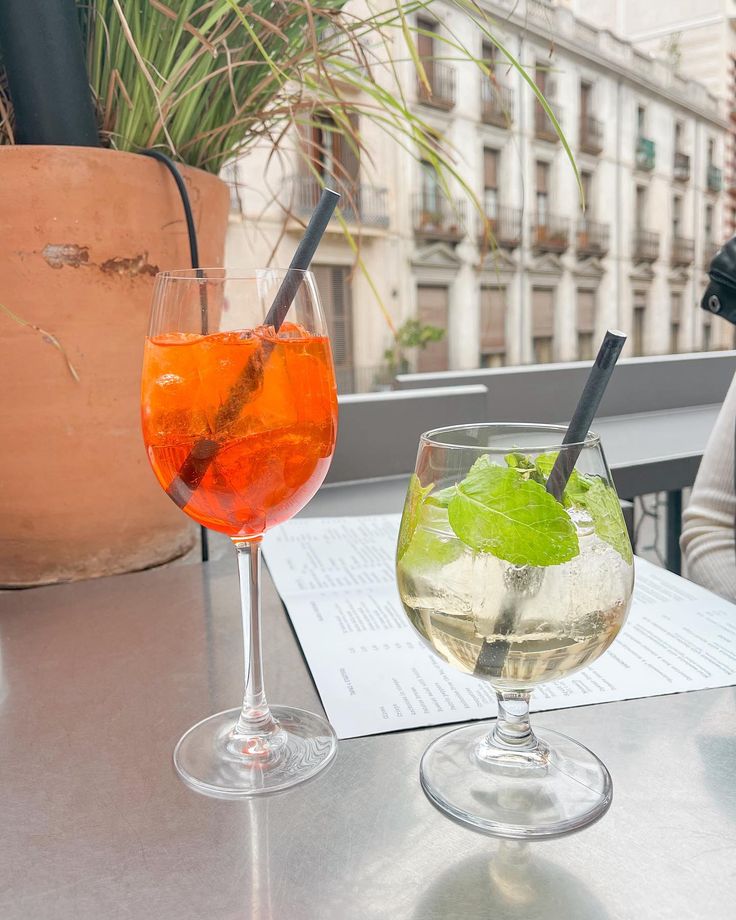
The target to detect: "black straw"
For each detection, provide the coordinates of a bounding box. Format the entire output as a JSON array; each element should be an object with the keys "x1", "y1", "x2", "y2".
[
  {"x1": 545, "y1": 330, "x2": 627, "y2": 501},
  {"x1": 167, "y1": 188, "x2": 339, "y2": 507},
  {"x1": 474, "y1": 329, "x2": 627, "y2": 678},
  {"x1": 265, "y1": 188, "x2": 340, "y2": 330}
]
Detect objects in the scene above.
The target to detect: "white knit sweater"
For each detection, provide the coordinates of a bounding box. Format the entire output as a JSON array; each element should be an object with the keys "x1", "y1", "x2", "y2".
[{"x1": 680, "y1": 373, "x2": 736, "y2": 601}]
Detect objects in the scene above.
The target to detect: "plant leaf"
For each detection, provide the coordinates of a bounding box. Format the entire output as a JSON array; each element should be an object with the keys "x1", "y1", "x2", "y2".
[
  {"x1": 397, "y1": 473, "x2": 434, "y2": 561},
  {"x1": 579, "y1": 478, "x2": 633, "y2": 564},
  {"x1": 447, "y1": 456, "x2": 579, "y2": 566}
]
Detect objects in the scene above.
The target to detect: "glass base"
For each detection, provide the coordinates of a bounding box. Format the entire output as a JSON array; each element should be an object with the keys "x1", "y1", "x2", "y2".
[
  {"x1": 420, "y1": 724, "x2": 612, "y2": 839},
  {"x1": 174, "y1": 706, "x2": 337, "y2": 799}
]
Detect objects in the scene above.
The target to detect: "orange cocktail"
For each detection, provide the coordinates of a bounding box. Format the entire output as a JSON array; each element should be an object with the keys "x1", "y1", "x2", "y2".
[{"x1": 141, "y1": 322, "x2": 337, "y2": 538}]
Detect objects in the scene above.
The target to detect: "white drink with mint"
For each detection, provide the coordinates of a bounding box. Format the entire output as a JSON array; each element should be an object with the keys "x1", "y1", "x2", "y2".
[{"x1": 396, "y1": 451, "x2": 634, "y2": 690}]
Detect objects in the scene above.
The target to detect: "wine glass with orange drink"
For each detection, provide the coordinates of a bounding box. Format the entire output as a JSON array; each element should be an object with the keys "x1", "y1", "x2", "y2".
[{"x1": 141, "y1": 268, "x2": 338, "y2": 797}]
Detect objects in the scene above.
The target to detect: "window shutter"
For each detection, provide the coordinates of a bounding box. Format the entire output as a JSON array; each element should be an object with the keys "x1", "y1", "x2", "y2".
[
  {"x1": 532, "y1": 287, "x2": 554, "y2": 337},
  {"x1": 483, "y1": 149, "x2": 499, "y2": 189},
  {"x1": 480, "y1": 287, "x2": 505, "y2": 351},
  {"x1": 577, "y1": 289, "x2": 595, "y2": 333},
  {"x1": 417, "y1": 286, "x2": 449, "y2": 372},
  {"x1": 313, "y1": 265, "x2": 353, "y2": 368}
]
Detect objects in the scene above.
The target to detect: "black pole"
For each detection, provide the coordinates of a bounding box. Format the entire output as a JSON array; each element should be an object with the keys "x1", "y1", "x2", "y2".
[{"x1": 0, "y1": 0, "x2": 98, "y2": 146}]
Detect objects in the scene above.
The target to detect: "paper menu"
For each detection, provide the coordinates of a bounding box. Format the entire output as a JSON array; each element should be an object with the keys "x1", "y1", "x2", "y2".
[{"x1": 263, "y1": 514, "x2": 736, "y2": 740}]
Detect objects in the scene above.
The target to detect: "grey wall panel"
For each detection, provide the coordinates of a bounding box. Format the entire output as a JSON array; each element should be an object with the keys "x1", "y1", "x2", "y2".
[
  {"x1": 395, "y1": 352, "x2": 736, "y2": 421},
  {"x1": 329, "y1": 385, "x2": 488, "y2": 483}
]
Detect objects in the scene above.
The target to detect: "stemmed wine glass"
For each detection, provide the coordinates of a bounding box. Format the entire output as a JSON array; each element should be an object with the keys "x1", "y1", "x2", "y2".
[
  {"x1": 396, "y1": 423, "x2": 634, "y2": 837},
  {"x1": 141, "y1": 268, "x2": 338, "y2": 797}
]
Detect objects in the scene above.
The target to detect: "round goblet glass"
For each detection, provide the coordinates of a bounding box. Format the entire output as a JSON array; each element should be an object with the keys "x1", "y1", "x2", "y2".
[
  {"x1": 141, "y1": 268, "x2": 338, "y2": 798},
  {"x1": 396, "y1": 424, "x2": 634, "y2": 837}
]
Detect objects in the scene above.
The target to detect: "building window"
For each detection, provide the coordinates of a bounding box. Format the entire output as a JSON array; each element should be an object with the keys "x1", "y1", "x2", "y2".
[
  {"x1": 420, "y1": 159, "x2": 441, "y2": 212},
  {"x1": 635, "y1": 185, "x2": 647, "y2": 229},
  {"x1": 581, "y1": 170, "x2": 593, "y2": 214},
  {"x1": 302, "y1": 112, "x2": 360, "y2": 190},
  {"x1": 636, "y1": 104, "x2": 646, "y2": 134},
  {"x1": 482, "y1": 40, "x2": 496, "y2": 70},
  {"x1": 672, "y1": 195, "x2": 682, "y2": 239},
  {"x1": 483, "y1": 148, "x2": 499, "y2": 218},
  {"x1": 703, "y1": 317, "x2": 712, "y2": 352},
  {"x1": 532, "y1": 287, "x2": 555, "y2": 364},
  {"x1": 708, "y1": 137, "x2": 715, "y2": 167},
  {"x1": 480, "y1": 286, "x2": 506, "y2": 367},
  {"x1": 674, "y1": 120, "x2": 683, "y2": 152},
  {"x1": 577, "y1": 289, "x2": 596, "y2": 360},
  {"x1": 580, "y1": 80, "x2": 592, "y2": 120},
  {"x1": 670, "y1": 291, "x2": 682, "y2": 354},
  {"x1": 313, "y1": 265, "x2": 354, "y2": 384},
  {"x1": 416, "y1": 285, "x2": 449, "y2": 372},
  {"x1": 633, "y1": 290, "x2": 647, "y2": 356},
  {"x1": 536, "y1": 161, "x2": 550, "y2": 225},
  {"x1": 705, "y1": 204, "x2": 714, "y2": 241}
]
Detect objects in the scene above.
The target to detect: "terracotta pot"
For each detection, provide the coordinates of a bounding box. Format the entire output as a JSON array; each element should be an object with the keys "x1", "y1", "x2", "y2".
[{"x1": 0, "y1": 146, "x2": 229, "y2": 586}]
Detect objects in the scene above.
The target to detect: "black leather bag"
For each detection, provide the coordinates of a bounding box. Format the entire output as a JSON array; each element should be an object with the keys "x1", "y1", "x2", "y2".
[{"x1": 702, "y1": 239, "x2": 736, "y2": 324}]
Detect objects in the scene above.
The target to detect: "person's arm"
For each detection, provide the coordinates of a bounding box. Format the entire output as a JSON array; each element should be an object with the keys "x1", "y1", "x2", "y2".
[{"x1": 680, "y1": 373, "x2": 736, "y2": 601}]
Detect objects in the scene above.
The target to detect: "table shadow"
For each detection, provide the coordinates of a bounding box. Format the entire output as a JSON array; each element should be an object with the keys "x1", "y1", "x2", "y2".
[{"x1": 411, "y1": 840, "x2": 610, "y2": 920}]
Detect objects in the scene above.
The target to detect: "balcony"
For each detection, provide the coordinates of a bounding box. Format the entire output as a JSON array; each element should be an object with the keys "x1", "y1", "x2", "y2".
[
  {"x1": 576, "y1": 219, "x2": 610, "y2": 258},
  {"x1": 674, "y1": 151, "x2": 690, "y2": 182},
  {"x1": 579, "y1": 115, "x2": 603, "y2": 155},
  {"x1": 707, "y1": 164, "x2": 723, "y2": 192},
  {"x1": 632, "y1": 228, "x2": 659, "y2": 262},
  {"x1": 285, "y1": 176, "x2": 389, "y2": 228},
  {"x1": 478, "y1": 207, "x2": 522, "y2": 249},
  {"x1": 413, "y1": 193, "x2": 466, "y2": 242},
  {"x1": 534, "y1": 101, "x2": 563, "y2": 143},
  {"x1": 532, "y1": 214, "x2": 569, "y2": 253},
  {"x1": 635, "y1": 136, "x2": 655, "y2": 171},
  {"x1": 416, "y1": 62, "x2": 456, "y2": 111},
  {"x1": 480, "y1": 81, "x2": 514, "y2": 127},
  {"x1": 671, "y1": 235, "x2": 695, "y2": 267}
]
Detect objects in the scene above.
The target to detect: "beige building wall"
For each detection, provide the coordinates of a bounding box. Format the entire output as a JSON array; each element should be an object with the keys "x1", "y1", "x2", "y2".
[{"x1": 224, "y1": 0, "x2": 730, "y2": 388}]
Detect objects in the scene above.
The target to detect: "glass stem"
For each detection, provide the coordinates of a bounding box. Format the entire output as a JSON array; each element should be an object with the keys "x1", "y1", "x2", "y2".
[
  {"x1": 491, "y1": 690, "x2": 537, "y2": 750},
  {"x1": 230, "y1": 539, "x2": 284, "y2": 754}
]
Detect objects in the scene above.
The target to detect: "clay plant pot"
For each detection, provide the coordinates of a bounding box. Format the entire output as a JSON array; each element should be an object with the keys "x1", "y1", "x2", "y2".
[{"x1": 0, "y1": 146, "x2": 229, "y2": 586}]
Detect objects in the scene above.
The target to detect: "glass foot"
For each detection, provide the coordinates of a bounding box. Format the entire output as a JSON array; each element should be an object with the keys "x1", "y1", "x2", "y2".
[
  {"x1": 420, "y1": 724, "x2": 612, "y2": 839},
  {"x1": 174, "y1": 705, "x2": 337, "y2": 799}
]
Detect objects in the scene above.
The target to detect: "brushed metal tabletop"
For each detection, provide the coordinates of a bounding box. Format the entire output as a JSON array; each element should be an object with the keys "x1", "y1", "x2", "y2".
[{"x1": 1, "y1": 553, "x2": 735, "y2": 920}]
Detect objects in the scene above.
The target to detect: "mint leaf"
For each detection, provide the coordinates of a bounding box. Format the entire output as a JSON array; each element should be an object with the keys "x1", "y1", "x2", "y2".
[
  {"x1": 535, "y1": 452, "x2": 632, "y2": 563},
  {"x1": 580, "y1": 478, "x2": 633, "y2": 564},
  {"x1": 447, "y1": 457, "x2": 579, "y2": 566},
  {"x1": 505, "y1": 452, "x2": 545, "y2": 484},
  {"x1": 535, "y1": 451, "x2": 590, "y2": 505},
  {"x1": 397, "y1": 474, "x2": 434, "y2": 561},
  {"x1": 426, "y1": 485, "x2": 457, "y2": 508}
]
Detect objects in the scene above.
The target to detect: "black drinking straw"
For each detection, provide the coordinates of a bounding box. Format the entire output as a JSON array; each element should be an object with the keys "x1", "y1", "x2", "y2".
[
  {"x1": 474, "y1": 329, "x2": 627, "y2": 677},
  {"x1": 166, "y1": 188, "x2": 340, "y2": 506},
  {"x1": 545, "y1": 330, "x2": 627, "y2": 501}
]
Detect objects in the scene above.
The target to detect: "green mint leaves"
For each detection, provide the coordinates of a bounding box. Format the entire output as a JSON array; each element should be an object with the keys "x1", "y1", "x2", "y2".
[
  {"x1": 447, "y1": 456, "x2": 580, "y2": 566},
  {"x1": 533, "y1": 451, "x2": 633, "y2": 563},
  {"x1": 400, "y1": 453, "x2": 632, "y2": 570}
]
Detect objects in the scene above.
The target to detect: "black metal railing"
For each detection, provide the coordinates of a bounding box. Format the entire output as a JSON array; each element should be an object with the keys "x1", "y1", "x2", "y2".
[
  {"x1": 671, "y1": 235, "x2": 694, "y2": 266},
  {"x1": 534, "y1": 100, "x2": 563, "y2": 142},
  {"x1": 532, "y1": 214, "x2": 569, "y2": 252},
  {"x1": 413, "y1": 192, "x2": 466, "y2": 241},
  {"x1": 673, "y1": 151, "x2": 690, "y2": 181},
  {"x1": 632, "y1": 228, "x2": 659, "y2": 262},
  {"x1": 479, "y1": 207, "x2": 522, "y2": 249},
  {"x1": 576, "y1": 219, "x2": 609, "y2": 257},
  {"x1": 579, "y1": 115, "x2": 603, "y2": 155},
  {"x1": 285, "y1": 175, "x2": 389, "y2": 228},
  {"x1": 480, "y1": 81, "x2": 514, "y2": 127},
  {"x1": 416, "y1": 61, "x2": 456, "y2": 110}
]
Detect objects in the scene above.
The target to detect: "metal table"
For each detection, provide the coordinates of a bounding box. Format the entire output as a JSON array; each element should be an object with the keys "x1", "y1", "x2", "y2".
[{"x1": 1, "y1": 545, "x2": 735, "y2": 919}]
